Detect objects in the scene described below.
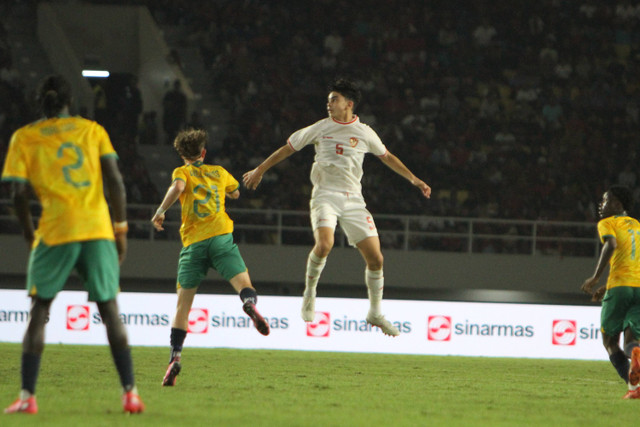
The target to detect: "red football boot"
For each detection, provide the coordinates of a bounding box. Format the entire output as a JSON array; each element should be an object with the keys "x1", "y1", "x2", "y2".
[
  {"x1": 4, "y1": 396, "x2": 38, "y2": 414},
  {"x1": 122, "y1": 391, "x2": 145, "y2": 414}
]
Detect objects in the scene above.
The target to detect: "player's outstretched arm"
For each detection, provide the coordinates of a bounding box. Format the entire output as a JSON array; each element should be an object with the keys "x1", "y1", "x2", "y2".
[
  {"x1": 152, "y1": 179, "x2": 186, "y2": 231},
  {"x1": 581, "y1": 236, "x2": 616, "y2": 298},
  {"x1": 243, "y1": 144, "x2": 295, "y2": 190},
  {"x1": 378, "y1": 151, "x2": 431, "y2": 198},
  {"x1": 11, "y1": 181, "x2": 35, "y2": 248},
  {"x1": 102, "y1": 156, "x2": 128, "y2": 264}
]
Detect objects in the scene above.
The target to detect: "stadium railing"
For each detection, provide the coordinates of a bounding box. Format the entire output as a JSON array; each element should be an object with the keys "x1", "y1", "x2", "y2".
[{"x1": 0, "y1": 200, "x2": 599, "y2": 257}]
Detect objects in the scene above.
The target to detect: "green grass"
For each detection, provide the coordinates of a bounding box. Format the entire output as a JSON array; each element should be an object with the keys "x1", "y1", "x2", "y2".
[{"x1": 0, "y1": 342, "x2": 634, "y2": 426}]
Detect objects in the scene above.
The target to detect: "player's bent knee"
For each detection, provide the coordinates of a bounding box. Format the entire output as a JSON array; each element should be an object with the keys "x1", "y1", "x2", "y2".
[
  {"x1": 366, "y1": 255, "x2": 384, "y2": 271},
  {"x1": 315, "y1": 246, "x2": 332, "y2": 258}
]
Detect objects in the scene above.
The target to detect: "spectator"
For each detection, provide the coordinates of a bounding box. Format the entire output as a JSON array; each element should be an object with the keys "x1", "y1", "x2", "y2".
[
  {"x1": 542, "y1": 96, "x2": 564, "y2": 130},
  {"x1": 139, "y1": 111, "x2": 159, "y2": 145},
  {"x1": 472, "y1": 18, "x2": 497, "y2": 47},
  {"x1": 121, "y1": 75, "x2": 143, "y2": 140},
  {"x1": 162, "y1": 79, "x2": 187, "y2": 144},
  {"x1": 323, "y1": 30, "x2": 343, "y2": 56}
]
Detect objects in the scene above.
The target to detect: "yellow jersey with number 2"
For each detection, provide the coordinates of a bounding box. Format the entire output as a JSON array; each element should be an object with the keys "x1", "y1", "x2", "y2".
[
  {"x1": 172, "y1": 161, "x2": 239, "y2": 247},
  {"x1": 597, "y1": 215, "x2": 640, "y2": 289},
  {"x1": 1, "y1": 116, "x2": 117, "y2": 246}
]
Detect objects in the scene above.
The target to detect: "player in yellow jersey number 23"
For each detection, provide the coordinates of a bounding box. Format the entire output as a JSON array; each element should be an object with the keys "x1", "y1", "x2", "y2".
[{"x1": 151, "y1": 128, "x2": 271, "y2": 387}]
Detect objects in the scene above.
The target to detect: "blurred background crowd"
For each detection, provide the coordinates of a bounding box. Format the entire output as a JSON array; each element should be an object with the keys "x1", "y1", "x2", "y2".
[{"x1": 1, "y1": 0, "x2": 639, "y2": 228}]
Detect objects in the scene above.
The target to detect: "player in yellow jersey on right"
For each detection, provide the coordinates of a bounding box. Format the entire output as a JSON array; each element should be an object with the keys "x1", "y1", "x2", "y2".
[
  {"x1": 151, "y1": 128, "x2": 270, "y2": 387},
  {"x1": 582, "y1": 185, "x2": 640, "y2": 399}
]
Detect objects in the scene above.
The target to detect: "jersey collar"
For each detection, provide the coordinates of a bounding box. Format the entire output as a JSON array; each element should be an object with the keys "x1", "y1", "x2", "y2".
[{"x1": 331, "y1": 115, "x2": 358, "y2": 125}]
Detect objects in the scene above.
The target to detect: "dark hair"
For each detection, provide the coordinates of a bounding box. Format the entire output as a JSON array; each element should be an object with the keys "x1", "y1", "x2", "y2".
[
  {"x1": 608, "y1": 185, "x2": 633, "y2": 212},
  {"x1": 328, "y1": 78, "x2": 361, "y2": 109},
  {"x1": 173, "y1": 128, "x2": 207, "y2": 160},
  {"x1": 37, "y1": 75, "x2": 72, "y2": 118}
]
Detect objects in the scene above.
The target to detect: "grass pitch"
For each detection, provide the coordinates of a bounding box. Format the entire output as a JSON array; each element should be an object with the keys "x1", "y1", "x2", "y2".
[{"x1": 0, "y1": 342, "x2": 634, "y2": 426}]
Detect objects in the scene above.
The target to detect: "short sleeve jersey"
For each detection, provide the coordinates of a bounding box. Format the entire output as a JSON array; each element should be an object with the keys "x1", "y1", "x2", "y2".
[
  {"x1": 1, "y1": 116, "x2": 117, "y2": 245},
  {"x1": 287, "y1": 116, "x2": 387, "y2": 193},
  {"x1": 172, "y1": 161, "x2": 239, "y2": 247},
  {"x1": 597, "y1": 215, "x2": 640, "y2": 289}
]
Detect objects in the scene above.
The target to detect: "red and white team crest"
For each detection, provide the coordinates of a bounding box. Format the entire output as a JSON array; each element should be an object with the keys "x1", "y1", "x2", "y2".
[
  {"x1": 428, "y1": 315, "x2": 452, "y2": 341},
  {"x1": 306, "y1": 312, "x2": 331, "y2": 337},
  {"x1": 187, "y1": 308, "x2": 209, "y2": 334},
  {"x1": 66, "y1": 305, "x2": 90, "y2": 331},
  {"x1": 349, "y1": 137, "x2": 359, "y2": 147},
  {"x1": 552, "y1": 320, "x2": 577, "y2": 345}
]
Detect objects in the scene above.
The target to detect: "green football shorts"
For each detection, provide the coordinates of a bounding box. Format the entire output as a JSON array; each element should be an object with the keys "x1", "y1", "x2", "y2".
[
  {"x1": 27, "y1": 239, "x2": 119, "y2": 302},
  {"x1": 600, "y1": 286, "x2": 640, "y2": 337},
  {"x1": 177, "y1": 233, "x2": 247, "y2": 288}
]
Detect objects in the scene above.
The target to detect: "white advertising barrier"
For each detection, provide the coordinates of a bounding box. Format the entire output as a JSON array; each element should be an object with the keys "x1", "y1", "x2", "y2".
[{"x1": 0, "y1": 289, "x2": 607, "y2": 360}]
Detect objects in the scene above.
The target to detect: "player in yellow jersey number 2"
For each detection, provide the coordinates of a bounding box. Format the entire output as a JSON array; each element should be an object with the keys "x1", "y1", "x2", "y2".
[
  {"x1": 1, "y1": 75, "x2": 144, "y2": 414},
  {"x1": 151, "y1": 129, "x2": 270, "y2": 387},
  {"x1": 582, "y1": 185, "x2": 640, "y2": 399}
]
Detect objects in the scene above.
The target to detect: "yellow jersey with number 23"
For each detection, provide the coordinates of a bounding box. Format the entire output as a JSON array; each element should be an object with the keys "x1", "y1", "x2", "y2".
[{"x1": 172, "y1": 161, "x2": 239, "y2": 247}]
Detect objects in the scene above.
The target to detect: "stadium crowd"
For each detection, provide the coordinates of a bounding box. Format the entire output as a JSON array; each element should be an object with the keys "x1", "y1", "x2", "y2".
[
  {"x1": 132, "y1": 0, "x2": 640, "y2": 225},
  {"x1": 2, "y1": 0, "x2": 640, "y2": 254}
]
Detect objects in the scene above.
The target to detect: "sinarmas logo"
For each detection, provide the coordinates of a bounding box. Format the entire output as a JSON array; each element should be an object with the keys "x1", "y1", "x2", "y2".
[
  {"x1": 552, "y1": 320, "x2": 577, "y2": 346},
  {"x1": 428, "y1": 316, "x2": 535, "y2": 341},
  {"x1": 66, "y1": 305, "x2": 90, "y2": 331},
  {"x1": 188, "y1": 308, "x2": 209, "y2": 333},
  {"x1": 428, "y1": 315, "x2": 452, "y2": 341},
  {"x1": 307, "y1": 312, "x2": 331, "y2": 337}
]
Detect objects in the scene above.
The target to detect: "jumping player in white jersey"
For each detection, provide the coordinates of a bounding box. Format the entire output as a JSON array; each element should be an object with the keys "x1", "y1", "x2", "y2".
[{"x1": 243, "y1": 78, "x2": 431, "y2": 336}]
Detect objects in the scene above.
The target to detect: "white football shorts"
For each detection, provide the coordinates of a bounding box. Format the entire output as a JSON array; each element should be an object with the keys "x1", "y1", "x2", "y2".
[{"x1": 309, "y1": 189, "x2": 378, "y2": 246}]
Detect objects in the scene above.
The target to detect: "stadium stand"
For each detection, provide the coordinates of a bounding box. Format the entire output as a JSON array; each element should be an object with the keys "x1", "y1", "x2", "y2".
[
  {"x1": 0, "y1": 1, "x2": 159, "y2": 209},
  {"x1": 1, "y1": 0, "x2": 640, "y2": 256},
  {"x1": 4, "y1": 0, "x2": 638, "y2": 303},
  {"x1": 83, "y1": 0, "x2": 640, "y2": 224}
]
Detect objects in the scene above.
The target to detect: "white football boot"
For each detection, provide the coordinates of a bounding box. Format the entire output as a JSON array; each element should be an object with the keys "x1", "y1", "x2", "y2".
[
  {"x1": 366, "y1": 312, "x2": 400, "y2": 336},
  {"x1": 301, "y1": 295, "x2": 316, "y2": 322}
]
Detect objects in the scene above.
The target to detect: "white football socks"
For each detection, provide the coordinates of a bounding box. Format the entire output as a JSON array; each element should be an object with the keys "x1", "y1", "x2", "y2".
[
  {"x1": 304, "y1": 252, "x2": 327, "y2": 298},
  {"x1": 366, "y1": 268, "x2": 384, "y2": 316}
]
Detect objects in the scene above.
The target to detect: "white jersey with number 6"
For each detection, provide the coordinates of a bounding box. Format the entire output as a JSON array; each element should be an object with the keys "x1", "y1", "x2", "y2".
[{"x1": 287, "y1": 116, "x2": 387, "y2": 193}]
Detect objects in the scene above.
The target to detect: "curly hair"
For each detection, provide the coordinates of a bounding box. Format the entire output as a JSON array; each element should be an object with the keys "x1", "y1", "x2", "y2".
[{"x1": 173, "y1": 128, "x2": 207, "y2": 160}]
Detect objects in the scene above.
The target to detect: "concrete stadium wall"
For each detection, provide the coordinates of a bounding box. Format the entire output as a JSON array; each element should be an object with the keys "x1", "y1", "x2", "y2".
[
  {"x1": 0, "y1": 235, "x2": 597, "y2": 303},
  {"x1": 36, "y1": 3, "x2": 193, "y2": 117}
]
